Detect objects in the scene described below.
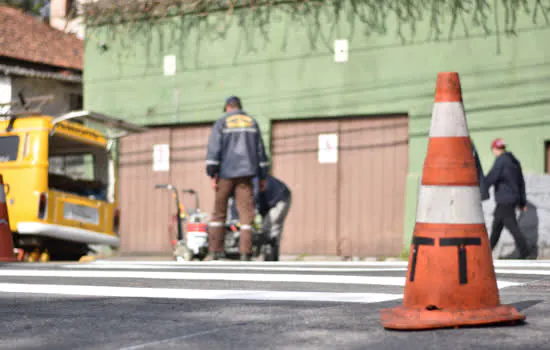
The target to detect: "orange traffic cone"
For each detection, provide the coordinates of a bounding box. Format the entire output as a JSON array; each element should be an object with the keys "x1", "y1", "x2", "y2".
[
  {"x1": 380, "y1": 72, "x2": 525, "y2": 330},
  {"x1": 0, "y1": 174, "x2": 16, "y2": 262}
]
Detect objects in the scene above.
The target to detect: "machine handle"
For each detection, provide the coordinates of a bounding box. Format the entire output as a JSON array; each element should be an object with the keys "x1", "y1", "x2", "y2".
[{"x1": 182, "y1": 189, "x2": 199, "y2": 211}]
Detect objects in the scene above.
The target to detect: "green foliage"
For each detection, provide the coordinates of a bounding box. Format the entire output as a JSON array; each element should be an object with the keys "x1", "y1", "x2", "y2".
[
  {"x1": 81, "y1": 0, "x2": 550, "y2": 53},
  {"x1": 0, "y1": 0, "x2": 49, "y2": 17},
  {"x1": 81, "y1": 0, "x2": 550, "y2": 36}
]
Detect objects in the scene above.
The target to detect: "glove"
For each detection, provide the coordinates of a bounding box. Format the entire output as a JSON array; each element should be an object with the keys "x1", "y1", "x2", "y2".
[{"x1": 206, "y1": 164, "x2": 219, "y2": 178}]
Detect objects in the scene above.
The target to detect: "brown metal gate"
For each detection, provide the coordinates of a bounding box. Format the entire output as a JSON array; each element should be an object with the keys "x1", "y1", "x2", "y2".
[
  {"x1": 118, "y1": 124, "x2": 213, "y2": 254},
  {"x1": 271, "y1": 115, "x2": 409, "y2": 257}
]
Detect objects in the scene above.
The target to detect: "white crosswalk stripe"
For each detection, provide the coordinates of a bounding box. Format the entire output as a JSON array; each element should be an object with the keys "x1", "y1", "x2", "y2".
[
  {"x1": 0, "y1": 283, "x2": 404, "y2": 304},
  {"x1": 0, "y1": 260, "x2": 542, "y2": 304}
]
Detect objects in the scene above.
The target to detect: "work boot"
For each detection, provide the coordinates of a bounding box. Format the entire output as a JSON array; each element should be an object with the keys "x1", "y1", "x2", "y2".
[
  {"x1": 204, "y1": 252, "x2": 225, "y2": 261},
  {"x1": 240, "y1": 253, "x2": 251, "y2": 261}
]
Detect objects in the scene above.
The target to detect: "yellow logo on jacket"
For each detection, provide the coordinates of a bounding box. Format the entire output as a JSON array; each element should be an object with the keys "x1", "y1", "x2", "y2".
[{"x1": 226, "y1": 115, "x2": 253, "y2": 129}]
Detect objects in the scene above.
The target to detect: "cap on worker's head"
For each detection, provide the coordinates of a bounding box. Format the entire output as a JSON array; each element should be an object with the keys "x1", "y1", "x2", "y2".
[
  {"x1": 224, "y1": 96, "x2": 242, "y2": 111},
  {"x1": 491, "y1": 138, "x2": 506, "y2": 149}
]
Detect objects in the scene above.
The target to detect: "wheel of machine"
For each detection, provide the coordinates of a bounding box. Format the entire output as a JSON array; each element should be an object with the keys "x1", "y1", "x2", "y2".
[
  {"x1": 182, "y1": 247, "x2": 194, "y2": 262},
  {"x1": 173, "y1": 241, "x2": 193, "y2": 262},
  {"x1": 261, "y1": 244, "x2": 273, "y2": 261},
  {"x1": 262, "y1": 242, "x2": 280, "y2": 262}
]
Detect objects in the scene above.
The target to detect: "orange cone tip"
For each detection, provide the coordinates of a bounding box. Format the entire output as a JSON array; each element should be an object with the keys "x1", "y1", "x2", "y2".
[{"x1": 434, "y1": 72, "x2": 463, "y2": 103}]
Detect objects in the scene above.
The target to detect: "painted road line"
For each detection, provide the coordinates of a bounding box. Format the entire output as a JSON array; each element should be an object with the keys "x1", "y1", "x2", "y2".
[
  {"x1": 81, "y1": 259, "x2": 550, "y2": 267},
  {"x1": 61, "y1": 263, "x2": 550, "y2": 276},
  {"x1": 83, "y1": 260, "x2": 412, "y2": 267},
  {"x1": 0, "y1": 283, "x2": 403, "y2": 304},
  {"x1": 0, "y1": 269, "x2": 523, "y2": 289},
  {"x1": 15, "y1": 259, "x2": 550, "y2": 272},
  {"x1": 61, "y1": 264, "x2": 409, "y2": 273},
  {"x1": 493, "y1": 261, "x2": 550, "y2": 268},
  {"x1": 119, "y1": 325, "x2": 246, "y2": 350},
  {"x1": 71, "y1": 262, "x2": 550, "y2": 273},
  {"x1": 494, "y1": 269, "x2": 550, "y2": 276}
]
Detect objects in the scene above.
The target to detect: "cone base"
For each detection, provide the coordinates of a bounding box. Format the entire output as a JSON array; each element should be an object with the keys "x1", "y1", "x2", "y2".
[{"x1": 380, "y1": 304, "x2": 525, "y2": 330}]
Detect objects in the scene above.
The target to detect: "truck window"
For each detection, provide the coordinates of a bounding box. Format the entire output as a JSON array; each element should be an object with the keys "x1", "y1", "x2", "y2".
[
  {"x1": 49, "y1": 154, "x2": 95, "y2": 181},
  {"x1": 48, "y1": 134, "x2": 110, "y2": 202},
  {"x1": 0, "y1": 136, "x2": 19, "y2": 162}
]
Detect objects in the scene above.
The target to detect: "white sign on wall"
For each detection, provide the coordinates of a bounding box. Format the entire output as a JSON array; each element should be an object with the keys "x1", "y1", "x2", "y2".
[
  {"x1": 153, "y1": 144, "x2": 170, "y2": 172},
  {"x1": 318, "y1": 133, "x2": 339, "y2": 164},
  {"x1": 334, "y1": 39, "x2": 348, "y2": 63},
  {"x1": 163, "y1": 55, "x2": 176, "y2": 76}
]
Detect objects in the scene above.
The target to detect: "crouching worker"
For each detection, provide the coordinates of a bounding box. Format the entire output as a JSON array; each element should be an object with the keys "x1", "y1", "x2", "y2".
[
  {"x1": 229, "y1": 174, "x2": 291, "y2": 261},
  {"x1": 204, "y1": 96, "x2": 269, "y2": 261}
]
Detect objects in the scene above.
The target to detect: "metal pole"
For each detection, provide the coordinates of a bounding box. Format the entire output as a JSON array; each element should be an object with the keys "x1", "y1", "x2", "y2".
[{"x1": 174, "y1": 187, "x2": 184, "y2": 242}]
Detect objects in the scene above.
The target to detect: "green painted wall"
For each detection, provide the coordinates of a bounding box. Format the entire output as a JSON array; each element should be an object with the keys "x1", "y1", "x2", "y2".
[{"x1": 84, "y1": 1, "x2": 550, "y2": 255}]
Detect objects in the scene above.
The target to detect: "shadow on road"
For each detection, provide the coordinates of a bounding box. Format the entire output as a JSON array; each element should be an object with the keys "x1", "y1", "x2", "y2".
[
  {"x1": 512, "y1": 299, "x2": 544, "y2": 312},
  {"x1": 499, "y1": 200, "x2": 540, "y2": 259}
]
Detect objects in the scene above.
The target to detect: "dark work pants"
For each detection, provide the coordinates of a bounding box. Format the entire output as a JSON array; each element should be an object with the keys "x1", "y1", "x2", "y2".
[
  {"x1": 489, "y1": 203, "x2": 530, "y2": 258},
  {"x1": 208, "y1": 176, "x2": 255, "y2": 254}
]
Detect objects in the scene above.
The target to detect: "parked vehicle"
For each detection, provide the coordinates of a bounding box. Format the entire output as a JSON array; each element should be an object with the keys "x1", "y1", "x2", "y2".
[{"x1": 0, "y1": 94, "x2": 146, "y2": 261}]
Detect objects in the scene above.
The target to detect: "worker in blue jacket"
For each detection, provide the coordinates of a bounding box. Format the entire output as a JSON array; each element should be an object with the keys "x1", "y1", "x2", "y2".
[
  {"x1": 205, "y1": 96, "x2": 270, "y2": 261},
  {"x1": 229, "y1": 174, "x2": 292, "y2": 261}
]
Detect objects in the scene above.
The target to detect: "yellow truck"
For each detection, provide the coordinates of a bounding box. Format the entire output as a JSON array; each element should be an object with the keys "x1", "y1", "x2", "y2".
[{"x1": 0, "y1": 95, "x2": 146, "y2": 261}]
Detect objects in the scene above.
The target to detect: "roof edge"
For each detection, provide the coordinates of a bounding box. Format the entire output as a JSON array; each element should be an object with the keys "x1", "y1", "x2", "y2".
[{"x1": 0, "y1": 63, "x2": 82, "y2": 83}]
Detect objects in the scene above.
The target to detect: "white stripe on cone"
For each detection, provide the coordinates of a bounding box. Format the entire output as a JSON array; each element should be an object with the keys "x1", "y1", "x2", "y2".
[
  {"x1": 429, "y1": 102, "x2": 470, "y2": 137},
  {"x1": 416, "y1": 185, "x2": 486, "y2": 224}
]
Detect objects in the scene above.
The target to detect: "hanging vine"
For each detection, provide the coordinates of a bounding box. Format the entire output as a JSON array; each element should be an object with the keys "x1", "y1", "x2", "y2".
[{"x1": 74, "y1": 0, "x2": 550, "y2": 46}]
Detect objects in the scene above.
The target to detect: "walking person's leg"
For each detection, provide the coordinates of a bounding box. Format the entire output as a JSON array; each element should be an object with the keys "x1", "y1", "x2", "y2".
[
  {"x1": 500, "y1": 204, "x2": 530, "y2": 258},
  {"x1": 206, "y1": 178, "x2": 234, "y2": 259},
  {"x1": 261, "y1": 214, "x2": 274, "y2": 261},
  {"x1": 490, "y1": 205, "x2": 505, "y2": 251},
  {"x1": 264, "y1": 195, "x2": 292, "y2": 261},
  {"x1": 234, "y1": 177, "x2": 256, "y2": 260}
]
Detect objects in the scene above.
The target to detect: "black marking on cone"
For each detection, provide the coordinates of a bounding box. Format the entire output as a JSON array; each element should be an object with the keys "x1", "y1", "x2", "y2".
[
  {"x1": 439, "y1": 237, "x2": 481, "y2": 284},
  {"x1": 410, "y1": 236, "x2": 435, "y2": 282}
]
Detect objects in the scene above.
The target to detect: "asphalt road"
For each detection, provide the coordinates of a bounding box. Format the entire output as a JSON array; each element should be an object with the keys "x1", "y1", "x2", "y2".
[{"x1": 1, "y1": 259, "x2": 549, "y2": 350}]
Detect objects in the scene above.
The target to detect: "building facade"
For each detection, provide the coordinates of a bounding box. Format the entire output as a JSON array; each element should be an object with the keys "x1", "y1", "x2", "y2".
[
  {"x1": 83, "y1": 2, "x2": 550, "y2": 257},
  {"x1": 0, "y1": 5, "x2": 83, "y2": 116}
]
